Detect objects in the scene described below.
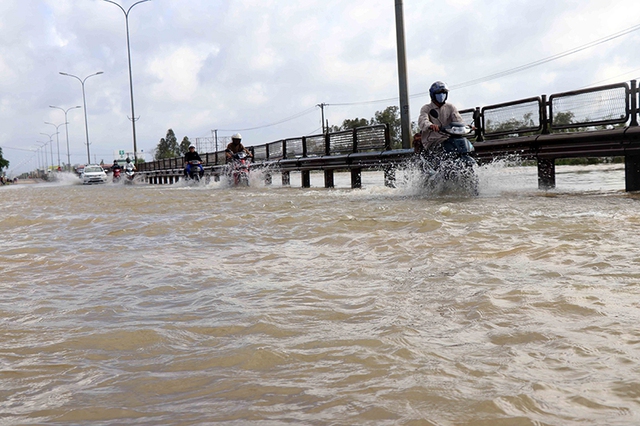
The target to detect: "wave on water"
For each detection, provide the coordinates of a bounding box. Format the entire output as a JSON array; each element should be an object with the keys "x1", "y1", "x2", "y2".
[{"x1": 36, "y1": 172, "x2": 84, "y2": 186}]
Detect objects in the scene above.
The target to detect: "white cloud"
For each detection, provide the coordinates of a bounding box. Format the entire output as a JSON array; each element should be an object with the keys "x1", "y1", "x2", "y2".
[{"x1": 148, "y1": 44, "x2": 218, "y2": 102}]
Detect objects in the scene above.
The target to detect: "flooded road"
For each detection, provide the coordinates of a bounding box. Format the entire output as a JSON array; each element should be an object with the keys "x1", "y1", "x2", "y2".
[{"x1": 1, "y1": 164, "x2": 639, "y2": 425}]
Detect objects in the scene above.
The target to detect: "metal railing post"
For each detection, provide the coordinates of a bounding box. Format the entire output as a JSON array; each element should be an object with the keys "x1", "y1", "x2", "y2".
[
  {"x1": 474, "y1": 107, "x2": 483, "y2": 142},
  {"x1": 353, "y1": 128, "x2": 358, "y2": 153},
  {"x1": 630, "y1": 80, "x2": 638, "y2": 127},
  {"x1": 325, "y1": 132, "x2": 330, "y2": 156},
  {"x1": 384, "y1": 124, "x2": 391, "y2": 150},
  {"x1": 541, "y1": 95, "x2": 550, "y2": 134}
]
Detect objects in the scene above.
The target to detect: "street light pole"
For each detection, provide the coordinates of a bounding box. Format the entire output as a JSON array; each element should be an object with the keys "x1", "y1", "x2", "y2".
[
  {"x1": 40, "y1": 132, "x2": 57, "y2": 171},
  {"x1": 59, "y1": 71, "x2": 104, "y2": 164},
  {"x1": 44, "y1": 122, "x2": 68, "y2": 170},
  {"x1": 34, "y1": 144, "x2": 43, "y2": 175},
  {"x1": 50, "y1": 105, "x2": 81, "y2": 171},
  {"x1": 103, "y1": 0, "x2": 151, "y2": 164},
  {"x1": 37, "y1": 141, "x2": 49, "y2": 173}
]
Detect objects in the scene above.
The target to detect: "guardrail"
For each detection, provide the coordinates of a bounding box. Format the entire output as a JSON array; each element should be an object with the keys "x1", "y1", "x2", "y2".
[{"x1": 139, "y1": 80, "x2": 640, "y2": 191}]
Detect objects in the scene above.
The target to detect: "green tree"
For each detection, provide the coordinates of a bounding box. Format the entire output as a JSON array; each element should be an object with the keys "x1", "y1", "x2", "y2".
[
  {"x1": 154, "y1": 129, "x2": 180, "y2": 160},
  {"x1": 553, "y1": 111, "x2": 575, "y2": 127},
  {"x1": 179, "y1": 136, "x2": 192, "y2": 155},
  {"x1": 327, "y1": 106, "x2": 407, "y2": 148},
  {"x1": 341, "y1": 117, "x2": 370, "y2": 130},
  {"x1": 0, "y1": 147, "x2": 9, "y2": 172},
  {"x1": 371, "y1": 106, "x2": 401, "y2": 148}
]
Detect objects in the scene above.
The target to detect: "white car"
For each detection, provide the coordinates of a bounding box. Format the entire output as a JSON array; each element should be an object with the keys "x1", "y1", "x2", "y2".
[{"x1": 82, "y1": 165, "x2": 108, "y2": 185}]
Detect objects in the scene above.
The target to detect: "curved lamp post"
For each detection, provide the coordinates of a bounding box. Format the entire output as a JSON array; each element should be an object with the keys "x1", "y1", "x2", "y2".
[
  {"x1": 102, "y1": 0, "x2": 151, "y2": 163},
  {"x1": 50, "y1": 105, "x2": 81, "y2": 171},
  {"x1": 36, "y1": 142, "x2": 48, "y2": 177},
  {"x1": 36, "y1": 140, "x2": 49, "y2": 173},
  {"x1": 33, "y1": 143, "x2": 44, "y2": 175},
  {"x1": 44, "y1": 121, "x2": 68, "y2": 170},
  {"x1": 32, "y1": 145, "x2": 41, "y2": 173},
  {"x1": 39, "y1": 132, "x2": 57, "y2": 171},
  {"x1": 59, "y1": 71, "x2": 104, "y2": 164}
]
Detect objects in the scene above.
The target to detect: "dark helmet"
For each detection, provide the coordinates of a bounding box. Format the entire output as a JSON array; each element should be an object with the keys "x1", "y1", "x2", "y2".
[
  {"x1": 126, "y1": 157, "x2": 131, "y2": 163},
  {"x1": 429, "y1": 81, "x2": 449, "y2": 104}
]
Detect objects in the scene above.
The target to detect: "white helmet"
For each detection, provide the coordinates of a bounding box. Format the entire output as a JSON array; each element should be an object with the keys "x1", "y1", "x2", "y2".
[{"x1": 231, "y1": 133, "x2": 242, "y2": 141}]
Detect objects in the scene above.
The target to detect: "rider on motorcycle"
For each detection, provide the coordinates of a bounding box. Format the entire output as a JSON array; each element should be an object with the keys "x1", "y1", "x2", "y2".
[
  {"x1": 225, "y1": 133, "x2": 253, "y2": 163},
  {"x1": 111, "y1": 160, "x2": 122, "y2": 173},
  {"x1": 418, "y1": 81, "x2": 464, "y2": 155},
  {"x1": 184, "y1": 145, "x2": 204, "y2": 178},
  {"x1": 124, "y1": 157, "x2": 136, "y2": 172}
]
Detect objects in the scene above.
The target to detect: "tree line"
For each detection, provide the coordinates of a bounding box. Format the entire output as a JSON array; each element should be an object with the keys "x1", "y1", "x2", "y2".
[
  {"x1": 154, "y1": 129, "x2": 192, "y2": 160},
  {"x1": 328, "y1": 105, "x2": 419, "y2": 149},
  {"x1": 152, "y1": 106, "x2": 413, "y2": 159},
  {"x1": 0, "y1": 147, "x2": 9, "y2": 173}
]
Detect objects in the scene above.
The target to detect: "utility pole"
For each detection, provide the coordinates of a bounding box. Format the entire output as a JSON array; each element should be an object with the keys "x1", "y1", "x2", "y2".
[
  {"x1": 211, "y1": 129, "x2": 218, "y2": 152},
  {"x1": 395, "y1": 0, "x2": 411, "y2": 149},
  {"x1": 317, "y1": 103, "x2": 326, "y2": 133}
]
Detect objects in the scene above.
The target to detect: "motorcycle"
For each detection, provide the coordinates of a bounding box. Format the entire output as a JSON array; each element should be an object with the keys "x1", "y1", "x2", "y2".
[
  {"x1": 112, "y1": 168, "x2": 122, "y2": 183},
  {"x1": 228, "y1": 152, "x2": 251, "y2": 186},
  {"x1": 419, "y1": 122, "x2": 479, "y2": 195},
  {"x1": 124, "y1": 168, "x2": 136, "y2": 185},
  {"x1": 184, "y1": 160, "x2": 204, "y2": 183}
]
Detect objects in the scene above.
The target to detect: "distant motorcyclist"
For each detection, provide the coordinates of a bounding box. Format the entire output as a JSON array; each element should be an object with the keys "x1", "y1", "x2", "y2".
[
  {"x1": 124, "y1": 157, "x2": 136, "y2": 172},
  {"x1": 418, "y1": 81, "x2": 464, "y2": 155},
  {"x1": 111, "y1": 161, "x2": 122, "y2": 173},
  {"x1": 225, "y1": 133, "x2": 253, "y2": 163},
  {"x1": 184, "y1": 145, "x2": 204, "y2": 178}
]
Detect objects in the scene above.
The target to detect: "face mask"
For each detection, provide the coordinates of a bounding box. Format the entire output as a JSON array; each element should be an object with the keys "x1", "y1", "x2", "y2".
[{"x1": 435, "y1": 93, "x2": 447, "y2": 104}]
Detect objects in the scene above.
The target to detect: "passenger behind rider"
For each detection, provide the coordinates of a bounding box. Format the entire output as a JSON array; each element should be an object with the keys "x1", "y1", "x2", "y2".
[
  {"x1": 418, "y1": 81, "x2": 464, "y2": 157},
  {"x1": 184, "y1": 145, "x2": 204, "y2": 178},
  {"x1": 225, "y1": 133, "x2": 253, "y2": 164}
]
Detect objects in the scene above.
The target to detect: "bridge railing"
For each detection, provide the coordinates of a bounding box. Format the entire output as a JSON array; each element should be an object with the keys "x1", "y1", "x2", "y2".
[
  {"x1": 473, "y1": 80, "x2": 638, "y2": 141},
  {"x1": 481, "y1": 97, "x2": 543, "y2": 138},
  {"x1": 138, "y1": 80, "x2": 639, "y2": 173},
  {"x1": 138, "y1": 125, "x2": 390, "y2": 172},
  {"x1": 549, "y1": 82, "x2": 629, "y2": 130}
]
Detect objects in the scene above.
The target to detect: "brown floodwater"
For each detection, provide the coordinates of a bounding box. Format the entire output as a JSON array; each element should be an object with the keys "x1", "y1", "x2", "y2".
[{"x1": 1, "y1": 164, "x2": 639, "y2": 425}]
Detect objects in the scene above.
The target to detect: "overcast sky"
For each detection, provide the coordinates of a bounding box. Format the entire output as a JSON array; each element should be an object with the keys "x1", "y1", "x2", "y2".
[{"x1": 2, "y1": 0, "x2": 640, "y2": 175}]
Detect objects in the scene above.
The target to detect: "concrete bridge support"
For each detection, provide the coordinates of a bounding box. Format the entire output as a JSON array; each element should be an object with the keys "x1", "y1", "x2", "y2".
[
  {"x1": 384, "y1": 166, "x2": 396, "y2": 188},
  {"x1": 324, "y1": 170, "x2": 334, "y2": 188},
  {"x1": 351, "y1": 169, "x2": 362, "y2": 189},
  {"x1": 301, "y1": 171, "x2": 311, "y2": 188},
  {"x1": 538, "y1": 158, "x2": 556, "y2": 190},
  {"x1": 625, "y1": 155, "x2": 640, "y2": 192},
  {"x1": 282, "y1": 171, "x2": 290, "y2": 186}
]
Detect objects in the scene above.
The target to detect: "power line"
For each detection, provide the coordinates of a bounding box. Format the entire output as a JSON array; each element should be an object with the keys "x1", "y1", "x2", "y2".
[
  {"x1": 331, "y1": 21, "x2": 640, "y2": 107},
  {"x1": 579, "y1": 67, "x2": 640, "y2": 89},
  {"x1": 216, "y1": 106, "x2": 318, "y2": 133},
  {"x1": 209, "y1": 21, "x2": 640, "y2": 133},
  {"x1": 446, "y1": 22, "x2": 640, "y2": 91},
  {"x1": 1, "y1": 145, "x2": 37, "y2": 152}
]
